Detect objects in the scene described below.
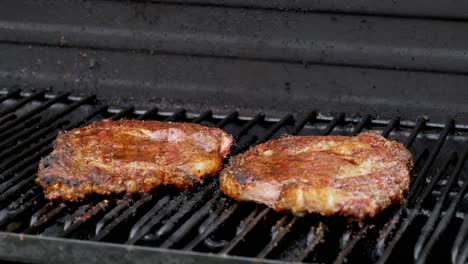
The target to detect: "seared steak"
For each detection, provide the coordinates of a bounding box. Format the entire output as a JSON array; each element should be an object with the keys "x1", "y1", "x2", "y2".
[
  {"x1": 37, "y1": 120, "x2": 234, "y2": 201},
  {"x1": 220, "y1": 132, "x2": 412, "y2": 219}
]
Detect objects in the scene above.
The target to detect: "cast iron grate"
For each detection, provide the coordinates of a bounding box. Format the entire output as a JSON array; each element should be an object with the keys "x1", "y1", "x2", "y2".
[{"x1": 0, "y1": 89, "x2": 468, "y2": 264}]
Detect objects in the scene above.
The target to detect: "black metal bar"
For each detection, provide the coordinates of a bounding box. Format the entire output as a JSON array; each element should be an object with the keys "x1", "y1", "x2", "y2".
[
  {"x1": 216, "y1": 112, "x2": 239, "y2": 129},
  {"x1": 0, "y1": 163, "x2": 36, "y2": 193},
  {"x1": 183, "y1": 203, "x2": 239, "y2": 251},
  {"x1": 160, "y1": 196, "x2": 224, "y2": 249},
  {"x1": 164, "y1": 109, "x2": 187, "y2": 122},
  {"x1": 322, "y1": 113, "x2": 345, "y2": 136},
  {"x1": 0, "y1": 93, "x2": 68, "y2": 132},
  {"x1": 333, "y1": 225, "x2": 368, "y2": 264},
  {"x1": 375, "y1": 149, "x2": 453, "y2": 261},
  {"x1": 0, "y1": 174, "x2": 36, "y2": 203},
  {"x1": 256, "y1": 114, "x2": 294, "y2": 143},
  {"x1": 381, "y1": 117, "x2": 400, "y2": 138},
  {"x1": 452, "y1": 212, "x2": 468, "y2": 263},
  {"x1": 455, "y1": 239, "x2": 468, "y2": 264},
  {"x1": 376, "y1": 148, "x2": 464, "y2": 263},
  {"x1": 192, "y1": 110, "x2": 212, "y2": 124},
  {"x1": 0, "y1": 106, "x2": 107, "y2": 168},
  {"x1": 137, "y1": 107, "x2": 159, "y2": 120},
  {"x1": 404, "y1": 117, "x2": 426, "y2": 148},
  {"x1": 92, "y1": 194, "x2": 154, "y2": 241},
  {"x1": 0, "y1": 90, "x2": 45, "y2": 118},
  {"x1": 2, "y1": 117, "x2": 40, "y2": 139},
  {"x1": 0, "y1": 186, "x2": 42, "y2": 227},
  {"x1": 95, "y1": 196, "x2": 134, "y2": 235},
  {"x1": 57, "y1": 200, "x2": 110, "y2": 238},
  {"x1": 0, "y1": 95, "x2": 96, "y2": 150},
  {"x1": 24, "y1": 203, "x2": 67, "y2": 234},
  {"x1": 351, "y1": 114, "x2": 371, "y2": 136},
  {"x1": 126, "y1": 195, "x2": 173, "y2": 241},
  {"x1": 155, "y1": 189, "x2": 220, "y2": 239},
  {"x1": 290, "y1": 111, "x2": 316, "y2": 136},
  {"x1": 0, "y1": 89, "x2": 20, "y2": 104},
  {"x1": 416, "y1": 173, "x2": 468, "y2": 264},
  {"x1": 413, "y1": 145, "x2": 468, "y2": 262},
  {"x1": 406, "y1": 119, "x2": 454, "y2": 204},
  {"x1": 233, "y1": 113, "x2": 264, "y2": 140},
  {"x1": 0, "y1": 113, "x2": 17, "y2": 125},
  {"x1": 219, "y1": 207, "x2": 270, "y2": 254},
  {"x1": 6, "y1": 185, "x2": 41, "y2": 211},
  {"x1": 109, "y1": 107, "x2": 135, "y2": 120},
  {"x1": 291, "y1": 222, "x2": 327, "y2": 262},
  {"x1": 257, "y1": 216, "x2": 297, "y2": 259},
  {"x1": 126, "y1": 190, "x2": 203, "y2": 245}
]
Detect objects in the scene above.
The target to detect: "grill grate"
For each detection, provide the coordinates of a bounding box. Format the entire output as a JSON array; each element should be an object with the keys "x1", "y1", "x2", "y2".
[{"x1": 0, "y1": 89, "x2": 468, "y2": 264}]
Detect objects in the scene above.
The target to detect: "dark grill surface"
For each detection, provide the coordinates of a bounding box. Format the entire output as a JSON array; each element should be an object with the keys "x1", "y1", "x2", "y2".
[{"x1": 1, "y1": 89, "x2": 468, "y2": 264}]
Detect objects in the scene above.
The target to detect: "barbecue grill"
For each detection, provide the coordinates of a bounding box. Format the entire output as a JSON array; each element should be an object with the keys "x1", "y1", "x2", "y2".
[{"x1": 1, "y1": 1, "x2": 468, "y2": 263}]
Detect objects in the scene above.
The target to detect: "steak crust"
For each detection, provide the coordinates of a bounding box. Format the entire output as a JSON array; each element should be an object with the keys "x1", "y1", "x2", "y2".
[
  {"x1": 37, "y1": 119, "x2": 234, "y2": 201},
  {"x1": 220, "y1": 132, "x2": 413, "y2": 219}
]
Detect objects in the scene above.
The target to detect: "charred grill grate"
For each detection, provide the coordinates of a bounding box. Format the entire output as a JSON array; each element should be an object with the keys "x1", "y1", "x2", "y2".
[{"x1": 0, "y1": 89, "x2": 468, "y2": 264}]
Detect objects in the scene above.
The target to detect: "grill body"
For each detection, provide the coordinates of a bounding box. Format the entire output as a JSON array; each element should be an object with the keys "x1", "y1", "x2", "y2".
[{"x1": 1, "y1": 1, "x2": 468, "y2": 263}]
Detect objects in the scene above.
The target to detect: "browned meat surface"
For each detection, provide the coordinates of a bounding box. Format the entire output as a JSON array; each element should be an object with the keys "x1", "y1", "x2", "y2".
[
  {"x1": 220, "y1": 132, "x2": 413, "y2": 219},
  {"x1": 37, "y1": 120, "x2": 234, "y2": 201}
]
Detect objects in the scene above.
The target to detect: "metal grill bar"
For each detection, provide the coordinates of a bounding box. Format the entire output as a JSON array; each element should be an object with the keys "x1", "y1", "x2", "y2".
[
  {"x1": 192, "y1": 110, "x2": 212, "y2": 124},
  {"x1": 322, "y1": 113, "x2": 344, "y2": 136},
  {"x1": 233, "y1": 113, "x2": 265, "y2": 140},
  {"x1": 0, "y1": 106, "x2": 107, "y2": 172},
  {"x1": 110, "y1": 107, "x2": 135, "y2": 120},
  {"x1": 257, "y1": 216, "x2": 297, "y2": 258},
  {"x1": 291, "y1": 222, "x2": 327, "y2": 262},
  {"x1": 0, "y1": 90, "x2": 45, "y2": 118},
  {"x1": 332, "y1": 116, "x2": 401, "y2": 264},
  {"x1": 404, "y1": 117, "x2": 426, "y2": 148},
  {"x1": 452, "y1": 208, "x2": 468, "y2": 263},
  {"x1": 375, "y1": 120, "x2": 454, "y2": 264},
  {"x1": 0, "y1": 96, "x2": 96, "y2": 151},
  {"x1": 58, "y1": 200, "x2": 110, "y2": 237},
  {"x1": 0, "y1": 93, "x2": 69, "y2": 131},
  {"x1": 155, "y1": 189, "x2": 220, "y2": 239},
  {"x1": 95, "y1": 196, "x2": 134, "y2": 235},
  {"x1": 159, "y1": 195, "x2": 225, "y2": 249},
  {"x1": 407, "y1": 120, "x2": 454, "y2": 204},
  {"x1": 351, "y1": 114, "x2": 370, "y2": 136},
  {"x1": 0, "y1": 89, "x2": 20, "y2": 103},
  {"x1": 413, "y1": 145, "x2": 468, "y2": 264}
]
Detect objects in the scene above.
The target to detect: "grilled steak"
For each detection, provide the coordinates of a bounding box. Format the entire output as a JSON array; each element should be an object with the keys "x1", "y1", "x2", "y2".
[
  {"x1": 220, "y1": 132, "x2": 413, "y2": 219},
  {"x1": 37, "y1": 120, "x2": 234, "y2": 201}
]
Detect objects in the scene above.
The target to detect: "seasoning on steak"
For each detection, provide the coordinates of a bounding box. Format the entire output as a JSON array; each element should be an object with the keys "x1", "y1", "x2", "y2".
[
  {"x1": 36, "y1": 119, "x2": 234, "y2": 201},
  {"x1": 220, "y1": 132, "x2": 413, "y2": 219}
]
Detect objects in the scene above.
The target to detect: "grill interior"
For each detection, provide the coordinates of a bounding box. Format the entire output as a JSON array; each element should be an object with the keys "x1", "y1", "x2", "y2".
[{"x1": 1, "y1": 89, "x2": 468, "y2": 264}]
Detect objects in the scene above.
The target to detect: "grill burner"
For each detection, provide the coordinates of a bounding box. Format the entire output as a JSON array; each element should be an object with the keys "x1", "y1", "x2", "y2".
[{"x1": 0, "y1": 90, "x2": 468, "y2": 264}]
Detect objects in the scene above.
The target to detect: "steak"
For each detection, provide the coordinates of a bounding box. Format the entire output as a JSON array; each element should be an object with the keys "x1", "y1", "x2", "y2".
[
  {"x1": 37, "y1": 119, "x2": 234, "y2": 201},
  {"x1": 220, "y1": 132, "x2": 413, "y2": 219}
]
